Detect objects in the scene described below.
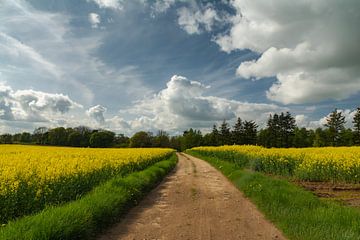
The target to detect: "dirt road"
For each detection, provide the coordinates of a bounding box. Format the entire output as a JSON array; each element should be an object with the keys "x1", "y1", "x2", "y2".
[{"x1": 98, "y1": 153, "x2": 286, "y2": 240}]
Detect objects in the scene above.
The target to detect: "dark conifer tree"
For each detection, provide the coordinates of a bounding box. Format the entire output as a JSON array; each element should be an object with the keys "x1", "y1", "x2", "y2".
[
  {"x1": 267, "y1": 114, "x2": 281, "y2": 147},
  {"x1": 281, "y1": 112, "x2": 296, "y2": 148},
  {"x1": 243, "y1": 120, "x2": 258, "y2": 145},
  {"x1": 210, "y1": 124, "x2": 220, "y2": 146},
  {"x1": 219, "y1": 120, "x2": 231, "y2": 145},
  {"x1": 324, "y1": 109, "x2": 346, "y2": 146},
  {"x1": 232, "y1": 117, "x2": 244, "y2": 145},
  {"x1": 353, "y1": 107, "x2": 360, "y2": 145}
]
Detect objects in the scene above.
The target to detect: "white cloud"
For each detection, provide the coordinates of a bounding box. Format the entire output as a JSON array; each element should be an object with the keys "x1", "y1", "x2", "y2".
[
  {"x1": 14, "y1": 89, "x2": 82, "y2": 114},
  {"x1": 0, "y1": 32, "x2": 62, "y2": 79},
  {"x1": 105, "y1": 115, "x2": 131, "y2": 134},
  {"x1": 88, "y1": 0, "x2": 124, "y2": 10},
  {"x1": 0, "y1": 0, "x2": 95, "y2": 104},
  {"x1": 1, "y1": 0, "x2": 152, "y2": 108},
  {"x1": 0, "y1": 83, "x2": 14, "y2": 121},
  {"x1": 0, "y1": 82, "x2": 82, "y2": 123},
  {"x1": 113, "y1": 75, "x2": 285, "y2": 133},
  {"x1": 215, "y1": 0, "x2": 360, "y2": 104},
  {"x1": 295, "y1": 114, "x2": 309, "y2": 128},
  {"x1": 177, "y1": 6, "x2": 220, "y2": 34},
  {"x1": 152, "y1": 0, "x2": 176, "y2": 14},
  {"x1": 87, "y1": 105, "x2": 107, "y2": 124},
  {"x1": 1, "y1": 75, "x2": 286, "y2": 134},
  {"x1": 88, "y1": 13, "x2": 101, "y2": 28},
  {"x1": 296, "y1": 109, "x2": 357, "y2": 130}
]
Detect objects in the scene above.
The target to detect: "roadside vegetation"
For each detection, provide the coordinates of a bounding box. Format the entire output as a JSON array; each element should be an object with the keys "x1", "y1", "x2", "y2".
[
  {"x1": 0, "y1": 146, "x2": 174, "y2": 224},
  {"x1": 190, "y1": 145, "x2": 360, "y2": 182},
  {"x1": 0, "y1": 154, "x2": 177, "y2": 240},
  {"x1": 187, "y1": 150, "x2": 360, "y2": 240}
]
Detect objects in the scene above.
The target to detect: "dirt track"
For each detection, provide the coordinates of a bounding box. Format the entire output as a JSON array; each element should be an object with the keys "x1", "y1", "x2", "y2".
[{"x1": 98, "y1": 153, "x2": 286, "y2": 240}]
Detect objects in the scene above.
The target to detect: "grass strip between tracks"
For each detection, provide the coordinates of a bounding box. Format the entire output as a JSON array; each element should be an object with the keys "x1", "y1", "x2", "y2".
[
  {"x1": 0, "y1": 154, "x2": 177, "y2": 240},
  {"x1": 187, "y1": 150, "x2": 360, "y2": 240}
]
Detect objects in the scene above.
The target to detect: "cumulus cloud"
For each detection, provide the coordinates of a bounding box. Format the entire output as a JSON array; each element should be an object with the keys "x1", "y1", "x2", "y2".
[
  {"x1": 117, "y1": 75, "x2": 285, "y2": 132},
  {"x1": 1, "y1": 75, "x2": 286, "y2": 134},
  {"x1": 86, "y1": 105, "x2": 107, "y2": 124},
  {"x1": 0, "y1": 83, "x2": 82, "y2": 122},
  {"x1": 0, "y1": 84, "x2": 14, "y2": 121},
  {"x1": 295, "y1": 109, "x2": 358, "y2": 130},
  {"x1": 177, "y1": 6, "x2": 220, "y2": 34},
  {"x1": 88, "y1": 13, "x2": 101, "y2": 28},
  {"x1": 88, "y1": 0, "x2": 124, "y2": 10},
  {"x1": 295, "y1": 114, "x2": 309, "y2": 128},
  {"x1": 215, "y1": 0, "x2": 360, "y2": 104}
]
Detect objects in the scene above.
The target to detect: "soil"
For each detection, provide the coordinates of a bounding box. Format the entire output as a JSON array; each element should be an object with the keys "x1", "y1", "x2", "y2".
[
  {"x1": 296, "y1": 181, "x2": 360, "y2": 207},
  {"x1": 98, "y1": 153, "x2": 286, "y2": 240}
]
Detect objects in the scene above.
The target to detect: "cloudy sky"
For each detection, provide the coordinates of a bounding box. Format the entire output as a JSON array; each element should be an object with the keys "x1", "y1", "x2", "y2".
[{"x1": 1, "y1": 0, "x2": 360, "y2": 135}]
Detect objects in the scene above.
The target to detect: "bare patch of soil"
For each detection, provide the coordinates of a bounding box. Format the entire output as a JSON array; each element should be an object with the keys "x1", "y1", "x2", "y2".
[
  {"x1": 296, "y1": 181, "x2": 360, "y2": 207},
  {"x1": 98, "y1": 153, "x2": 286, "y2": 240}
]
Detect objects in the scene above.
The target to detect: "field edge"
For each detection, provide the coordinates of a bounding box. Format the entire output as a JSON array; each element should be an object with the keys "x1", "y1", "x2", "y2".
[
  {"x1": 186, "y1": 150, "x2": 360, "y2": 240},
  {"x1": 0, "y1": 153, "x2": 178, "y2": 240}
]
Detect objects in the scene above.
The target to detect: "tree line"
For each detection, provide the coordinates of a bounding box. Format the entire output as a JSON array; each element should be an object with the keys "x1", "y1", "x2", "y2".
[{"x1": 1, "y1": 108, "x2": 360, "y2": 150}]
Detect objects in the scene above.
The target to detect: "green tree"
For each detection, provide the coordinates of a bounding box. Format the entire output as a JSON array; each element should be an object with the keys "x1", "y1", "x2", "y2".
[
  {"x1": 113, "y1": 134, "x2": 130, "y2": 147},
  {"x1": 181, "y1": 128, "x2": 202, "y2": 150},
  {"x1": 219, "y1": 120, "x2": 231, "y2": 145},
  {"x1": 279, "y1": 112, "x2": 296, "y2": 148},
  {"x1": 209, "y1": 124, "x2": 220, "y2": 146},
  {"x1": 202, "y1": 133, "x2": 213, "y2": 146},
  {"x1": 33, "y1": 127, "x2": 49, "y2": 145},
  {"x1": 12, "y1": 133, "x2": 22, "y2": 142},
  {"x1": 313, "y1": 128, "x2": 328, "y2": 147},
  {"x1": 89, "y1": 130, "x2": 115, "y2": 148},
  {"x1": 0, "y1": 134, "x2": 13, "y2": 144},
  {"x1": 243, "y1": 120, "x2": 258, "y2": 145},
  {"x1": 353, "y1": 107, "x2": 360, "y2": 145},
  {"x1": 324, "y1": 109, "x2": 346, "y2": 146},
  {"x1": 153, "y1": 130, "x2": 170, "y2": 148},
  {"x1": 74, "y1": 126, "x2": 92, "y2": 147},
  {"x1": 170, "y1": 136, "x2": 182, "y2": 151},
  {"x1": 293, "y1": 127, "x2": 309, "y2": 148},
  {"x1": 130, "y1": 131, "x2": 153, "y2": 148},
  {"x1": 67, "y1": 131, "x2": 82, "y2": 147},
  {"x1": 20, "y1": 132, "x2": 32, "y2": 143},
  {"x1": 257, "y1": 129, "x2": 270, "y2": 147},
  {"x1": 339, "y1": 128, "x2": 353, "y2": 146},
  {"x1": 48, "y1": 127, "x2": 67, "y2": 146},
  {"x1": 232, "y1": 117, "x2": 244, "y2": 145},
  {"x1": 267, "y1": 114, "x2": 281, "y2": 147}
]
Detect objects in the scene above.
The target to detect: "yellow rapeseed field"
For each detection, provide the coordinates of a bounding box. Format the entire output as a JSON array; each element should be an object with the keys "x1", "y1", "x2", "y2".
[
  {"x1": 0, "y1": 145, "x2": 174, "y2": 223},
  {"x1": 191, "y1": 145, "x2": 360, "y2": 183}
]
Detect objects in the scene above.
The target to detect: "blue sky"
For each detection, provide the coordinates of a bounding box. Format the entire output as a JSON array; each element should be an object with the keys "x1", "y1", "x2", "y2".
[{"x1": 1, "y1": 0, "x2": 360, "y2": 135}]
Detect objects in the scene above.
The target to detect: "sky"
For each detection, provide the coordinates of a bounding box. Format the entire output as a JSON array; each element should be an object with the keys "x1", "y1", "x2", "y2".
[{"x1": 1, "y1": 0, "x2": 360, "y2": 135}]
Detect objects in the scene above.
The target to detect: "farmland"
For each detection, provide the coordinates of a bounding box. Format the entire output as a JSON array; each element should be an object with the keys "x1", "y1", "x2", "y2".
[
  {"x1": 186, "y1": 147, "x2": 360, "y2": 240},
  {"x1": 0, "y1": 145, "x2": 174, "y2": 224},
  {"x1": 1, "y1": 144, "x2": 360, "y2": 240},
  {"x1": 190, "y1": 145, "x2": 360, "y2": 183}
]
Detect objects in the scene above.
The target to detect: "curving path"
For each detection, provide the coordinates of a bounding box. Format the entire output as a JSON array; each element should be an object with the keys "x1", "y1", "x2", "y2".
[{"x1": 98, "y1": 153, "x2": 286, "y2": 240}]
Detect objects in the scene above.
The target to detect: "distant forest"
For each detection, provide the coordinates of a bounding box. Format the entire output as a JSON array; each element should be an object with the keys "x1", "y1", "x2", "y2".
[{"x1": 1, "y1": 108, "x2": 360, "y2": 151}]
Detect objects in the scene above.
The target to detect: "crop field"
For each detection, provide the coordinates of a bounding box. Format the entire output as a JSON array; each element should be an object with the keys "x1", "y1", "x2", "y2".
[
  {"x1": 0, "y1": 145, "x2": 174, "y2": 224},
  {"x1": 190, "y1": 145, "x2": 360, "y2": 183}
]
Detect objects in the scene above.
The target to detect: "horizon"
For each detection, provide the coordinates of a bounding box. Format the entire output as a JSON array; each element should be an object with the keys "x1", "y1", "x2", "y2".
[{"x1": 1, "y1": 0, "x2": 360, "y2": 135}]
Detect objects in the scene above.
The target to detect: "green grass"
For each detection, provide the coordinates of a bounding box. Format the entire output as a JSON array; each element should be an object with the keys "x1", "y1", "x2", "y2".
[
  {"x1": 0, "y1": 154, "x2": 177, "y2": 240},
  {"x1": 187, "y1": 150, "x2": 360, "y2": 240}
]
